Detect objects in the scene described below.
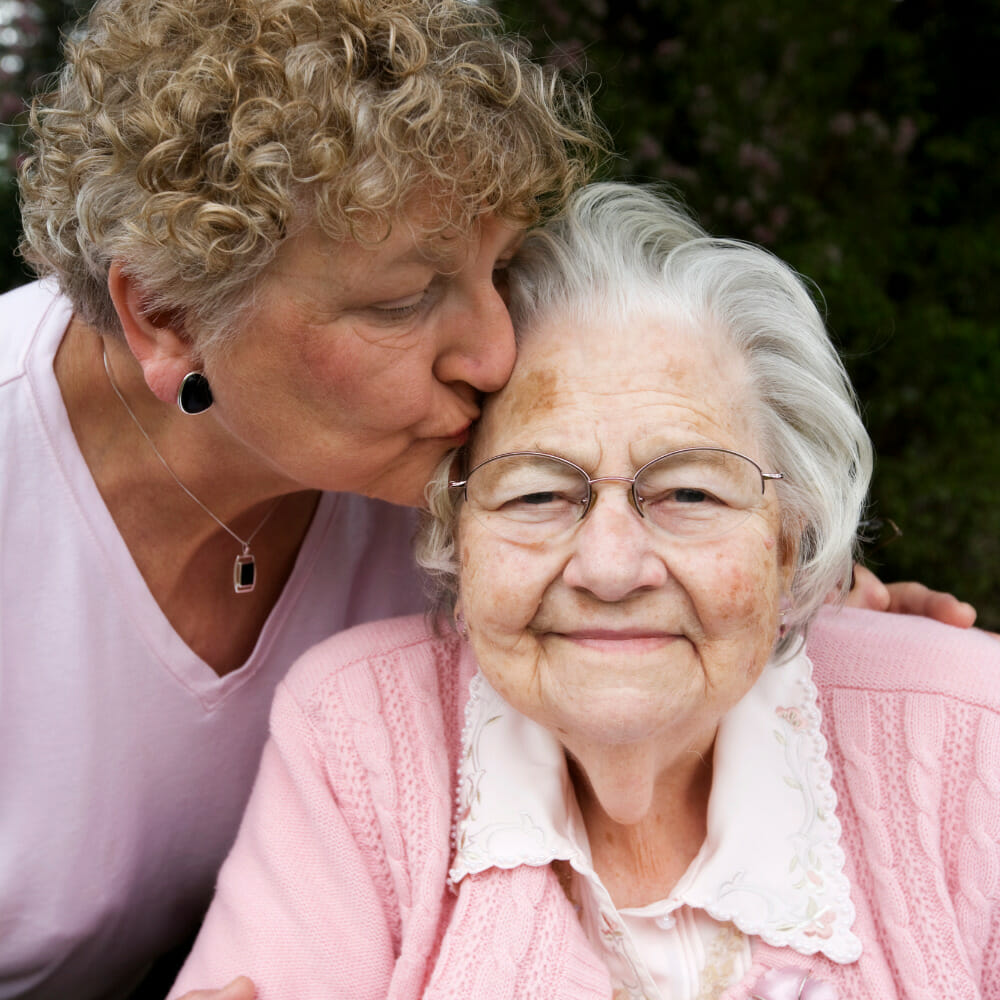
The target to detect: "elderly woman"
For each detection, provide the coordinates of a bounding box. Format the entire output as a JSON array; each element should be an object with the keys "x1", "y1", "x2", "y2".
[
  {"x1": 166, "y1": 183, "x2": 999, "y2": 1000},
  {"x1": 2, "y1": 1, "x2": 601, "y2": 996}
]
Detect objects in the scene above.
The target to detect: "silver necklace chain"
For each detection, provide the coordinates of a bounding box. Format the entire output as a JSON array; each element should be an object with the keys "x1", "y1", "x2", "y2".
[{"x1": 102, "y1": 345, "x2": 281, "y2": 593}]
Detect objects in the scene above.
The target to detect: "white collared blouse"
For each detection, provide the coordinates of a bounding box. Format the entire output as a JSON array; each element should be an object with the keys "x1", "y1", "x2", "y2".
[{"x1": 449, "y1": 646, "x2": 861, "y2": 1000}]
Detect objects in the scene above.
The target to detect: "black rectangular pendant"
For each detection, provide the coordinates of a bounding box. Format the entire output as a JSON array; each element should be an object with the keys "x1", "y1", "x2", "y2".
[{"x1": 233, "y1": 553, "x2": 256, "y2": 593}]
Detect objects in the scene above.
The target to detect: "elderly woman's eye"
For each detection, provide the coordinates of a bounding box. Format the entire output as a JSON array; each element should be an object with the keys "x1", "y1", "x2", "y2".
[
  {"x1": 644, "y1": 487, "x2": 716, "y2": 506},
  {"x1": 495, "y1": 490, "x2": 580, "y2": 520},
  {"x1": 510, "y1": 491, "x2": 563, "y2": 507},
  {"x1": 672, "y1": 488, "x2": 713, "y2": 504}
]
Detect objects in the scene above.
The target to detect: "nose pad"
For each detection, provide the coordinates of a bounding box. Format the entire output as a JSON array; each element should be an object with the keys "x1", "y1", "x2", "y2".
[
  {"x1": 563, "y1": 488, "x2": 669, "y2": 601},
  {"x1": 585, "y1": 476, "x2": 645, "y2": 519}
]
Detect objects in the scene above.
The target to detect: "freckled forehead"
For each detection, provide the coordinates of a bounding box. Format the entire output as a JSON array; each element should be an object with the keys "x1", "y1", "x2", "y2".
[{"x1": 476, "y1": 310, "x2": 756, "y2": 459}]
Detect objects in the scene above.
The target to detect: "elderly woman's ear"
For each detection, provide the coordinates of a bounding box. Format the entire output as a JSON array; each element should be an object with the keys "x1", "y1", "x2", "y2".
[
  {"x1": 776, "y1": 522, "x2": 800, "y2": 600},
  {"x1": 107, "y1": 262, "x2": 198, "y2": 406},
  {"x1": 453, "y1": 599, "x2": 469, "y2": 638}
]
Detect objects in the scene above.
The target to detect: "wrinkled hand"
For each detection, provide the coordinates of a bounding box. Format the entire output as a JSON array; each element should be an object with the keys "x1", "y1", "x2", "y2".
[
  {"x1": 845, "y1": 563, "x2": 978, "y2": 628},
  {"x1": 176, "y1": 978, "x2": 255, "y2": 1000}
]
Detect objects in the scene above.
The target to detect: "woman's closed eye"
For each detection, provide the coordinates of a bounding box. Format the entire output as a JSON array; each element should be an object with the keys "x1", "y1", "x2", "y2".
[
  {"x1": 367, "y1": 281, "x2": 442, "y2": 322},
  {"x1": 369, "y1": 294, "x2": 428, "y2": 321}
]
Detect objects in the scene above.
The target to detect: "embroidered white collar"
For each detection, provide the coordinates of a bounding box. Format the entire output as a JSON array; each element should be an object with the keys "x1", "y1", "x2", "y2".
[{"x1": 449, "y1": 644, "x2": 862, "y2": 965}]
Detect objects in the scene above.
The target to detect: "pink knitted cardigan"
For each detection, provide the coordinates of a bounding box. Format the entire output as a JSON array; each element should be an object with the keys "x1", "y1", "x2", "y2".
[{"x1": 169, "y1": 608, "x2": 1000, "y2": 1000}]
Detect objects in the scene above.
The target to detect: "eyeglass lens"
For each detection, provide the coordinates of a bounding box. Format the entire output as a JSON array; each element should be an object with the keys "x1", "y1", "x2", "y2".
[{"x1": 462, "y1": 449, "x2": 770, "y2": 543}]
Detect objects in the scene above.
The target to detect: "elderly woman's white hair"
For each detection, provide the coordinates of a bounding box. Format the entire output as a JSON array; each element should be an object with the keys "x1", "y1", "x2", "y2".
[{"x1": 418, "y1": 181, "x2": 872, "y2": 655}]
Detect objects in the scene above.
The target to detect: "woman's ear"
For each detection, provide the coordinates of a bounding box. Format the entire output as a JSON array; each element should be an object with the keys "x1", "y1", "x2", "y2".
[{"x1": 107, "y1": 263, "x2": 196, "y2": 405}]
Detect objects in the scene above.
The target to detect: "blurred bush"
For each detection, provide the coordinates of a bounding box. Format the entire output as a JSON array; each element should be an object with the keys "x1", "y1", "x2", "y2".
[
  {"x1": 2, "y1": 0, "x2": 997, "y2": 626},
  {"x1": 2, "y1": 0, "x2": 90, "y2": 286}
]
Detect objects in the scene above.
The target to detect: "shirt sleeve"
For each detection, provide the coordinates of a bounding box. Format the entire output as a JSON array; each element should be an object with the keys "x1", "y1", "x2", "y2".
[{"x1": 167, "y1": 679, "x2": 398, "y2": 1000}]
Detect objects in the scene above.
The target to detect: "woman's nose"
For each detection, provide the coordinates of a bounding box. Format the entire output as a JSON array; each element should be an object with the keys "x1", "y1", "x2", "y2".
[
  {"x1": 561, "y1": 491, "x2": 670, "y2": 601},
  {"x1": 433, "y1": 281, "x2": 517, "y2": 394}
]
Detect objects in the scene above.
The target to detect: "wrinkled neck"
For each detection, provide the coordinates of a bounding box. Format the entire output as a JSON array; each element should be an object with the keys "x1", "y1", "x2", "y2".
[{"x1": 566, "y1": 733, "x2": 714, "y2": 908}]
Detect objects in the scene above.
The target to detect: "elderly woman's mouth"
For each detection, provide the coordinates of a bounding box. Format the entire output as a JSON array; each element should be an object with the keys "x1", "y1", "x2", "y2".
[{"x1": 550, "y1": 629, "x2": 684, "y2": 652}]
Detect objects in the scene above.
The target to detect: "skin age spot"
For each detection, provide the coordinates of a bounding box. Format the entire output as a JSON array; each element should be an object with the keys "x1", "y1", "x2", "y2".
[{"x1": 494, "y1": 366, "x2": 561, "y2": 424}]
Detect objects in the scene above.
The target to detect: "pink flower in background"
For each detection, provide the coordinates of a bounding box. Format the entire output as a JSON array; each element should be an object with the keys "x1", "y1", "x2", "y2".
[{"x1": 750, "y1": 966, "x2": 838, "y2": 1000}]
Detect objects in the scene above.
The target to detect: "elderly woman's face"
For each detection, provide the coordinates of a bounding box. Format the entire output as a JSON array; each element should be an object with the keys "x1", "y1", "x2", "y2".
[
  {"x1": 456, "y1": 310, "x2": 793, "y2": 757},
  {"x1": 197, "y1": 202, "x2": 523, "y2": 506}
]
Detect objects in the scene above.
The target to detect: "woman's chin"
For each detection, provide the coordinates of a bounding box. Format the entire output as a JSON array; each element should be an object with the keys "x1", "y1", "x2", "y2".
[{"x1": 554, "y1": 692, "x2": 691, "y2": 748}]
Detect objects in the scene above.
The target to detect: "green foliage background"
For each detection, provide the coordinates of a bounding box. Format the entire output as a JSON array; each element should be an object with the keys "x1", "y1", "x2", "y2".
[{"x1": 2, "y1": 0, "x2": 997, "y2": 627}]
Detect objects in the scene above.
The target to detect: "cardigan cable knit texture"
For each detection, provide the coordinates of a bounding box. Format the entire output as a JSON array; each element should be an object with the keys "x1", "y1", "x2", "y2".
[{"x1": 169, "y1": 608, "x2": 1000, "y2": 1000}]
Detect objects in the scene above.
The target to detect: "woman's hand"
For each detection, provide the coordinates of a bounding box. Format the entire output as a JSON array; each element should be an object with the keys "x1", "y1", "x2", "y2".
[
  {"x1": 175, "y1": 977, "x2": 255, "y2": 1000},
  {"x1": 846, "y1": 563, "x2": 978, "y2": 628}
]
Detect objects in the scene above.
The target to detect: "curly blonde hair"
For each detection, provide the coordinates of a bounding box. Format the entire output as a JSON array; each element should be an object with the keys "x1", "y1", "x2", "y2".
[{"x1": 18, "y1": 0, "x2": 604, "y2": 343}]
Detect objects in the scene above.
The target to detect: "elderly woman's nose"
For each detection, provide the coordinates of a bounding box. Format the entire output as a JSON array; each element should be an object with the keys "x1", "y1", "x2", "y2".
[
  {"x1": 433, "y1": 284, "x2": 516, "y2": 393},
  {"x1": 562, "y1": 494, "x2": 669, "y2": 601}
]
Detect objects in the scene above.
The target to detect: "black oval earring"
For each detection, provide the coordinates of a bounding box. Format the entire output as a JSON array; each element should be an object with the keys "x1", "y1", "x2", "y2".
[{"x1": 177, "y1": 372, "x2": 214, "y2": 414}]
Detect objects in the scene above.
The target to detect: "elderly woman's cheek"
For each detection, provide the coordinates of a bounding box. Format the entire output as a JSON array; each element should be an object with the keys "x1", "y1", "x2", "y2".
[
  {"x1": 458, "y1": 533, "x2": 543, "y2": 642},
  {"x1": 747, "y1": 548, "x2": 786, "y2": 667},
  {"x1": 706, "y1": 536, "x2": 783, "y2": 648}
]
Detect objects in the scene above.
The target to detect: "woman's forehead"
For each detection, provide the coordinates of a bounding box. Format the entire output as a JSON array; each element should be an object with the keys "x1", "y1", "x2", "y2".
[
  {"x1": 500, "y1": 311, "x2": 745, "y2": 407},
  {"x1": 476, "y1": 311, "x2": 755, "y2": 457}
]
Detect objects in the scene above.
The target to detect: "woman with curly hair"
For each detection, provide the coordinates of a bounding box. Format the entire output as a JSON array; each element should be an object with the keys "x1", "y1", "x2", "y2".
[
  {"x1": 5, "y1": 2, "x2": 599, "y2": 997},
  {"x1": 1, "y1": 1, "x2": 974, "y2": 998}
]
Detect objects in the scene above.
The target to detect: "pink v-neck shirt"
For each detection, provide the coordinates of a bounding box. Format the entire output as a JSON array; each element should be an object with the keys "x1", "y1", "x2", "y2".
[{"x1": 0, "y1": 281, "x2": 426, "y2": 999}]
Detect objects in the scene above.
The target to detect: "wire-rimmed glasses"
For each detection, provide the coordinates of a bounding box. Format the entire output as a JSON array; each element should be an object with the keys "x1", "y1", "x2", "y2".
[{"x1": 450, "y1": 447, "x2": 783, "y2": 544}]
